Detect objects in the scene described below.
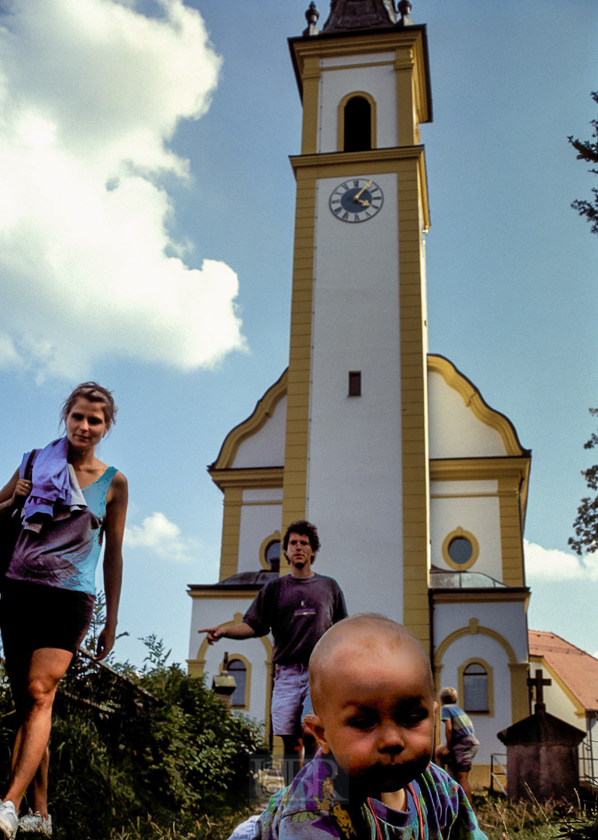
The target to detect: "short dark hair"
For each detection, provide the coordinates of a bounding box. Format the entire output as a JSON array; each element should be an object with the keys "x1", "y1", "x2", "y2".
[
  {"x1": 61, "y1": 382, "x2": 118, "y2": 429},
  {"x1": 283, "y1": 520, "x2": 321, "y2": 554}
]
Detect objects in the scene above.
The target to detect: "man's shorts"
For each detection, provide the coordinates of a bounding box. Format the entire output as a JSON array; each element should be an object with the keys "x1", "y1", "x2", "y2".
[
  {"x1": 271, "y1": 663, "x2": 313, "y2": 736},
  {"x1": 449, "y1": 740, "x2": 479, "y2": 773}
]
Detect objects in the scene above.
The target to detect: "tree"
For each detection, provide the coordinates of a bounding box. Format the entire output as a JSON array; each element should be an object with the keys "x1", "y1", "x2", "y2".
[
  {"x1": 569, "y1": 409, "x2": 598, "y2": 555},
  {"x1": 568, "y1": 97, "x2": 598, "y2": 555},
  {"x1": 568, "y1": 91, "x2": 598, "y2": 235}
]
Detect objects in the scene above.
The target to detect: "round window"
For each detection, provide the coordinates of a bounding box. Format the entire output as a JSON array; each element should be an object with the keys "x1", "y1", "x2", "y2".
[
  {"x1": 447, "y1": 536, "x2": 473, "y2": 565},
  {"x1": 265, "y1": 540, "x2": 281, "y2": 568}
]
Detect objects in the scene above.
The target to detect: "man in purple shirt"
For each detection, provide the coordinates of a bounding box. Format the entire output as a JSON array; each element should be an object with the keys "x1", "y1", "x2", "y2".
[{"x1": 200, "y1": 520, "x2": 347, "y2": 761}]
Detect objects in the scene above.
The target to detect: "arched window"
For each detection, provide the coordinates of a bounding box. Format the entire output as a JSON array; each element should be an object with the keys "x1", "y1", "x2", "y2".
[
  {"x1": 228, "y1": 658, "x2": 247, "y2": 707},
  {"x1": 344, "y1": 96, "x2": 372, "y2": 152},
  {"x1": 462, "y1": 662, "x2": 489, "y2": 713}
]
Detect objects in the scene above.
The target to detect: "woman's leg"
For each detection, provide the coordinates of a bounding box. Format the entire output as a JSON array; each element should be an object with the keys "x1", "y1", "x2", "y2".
[{"x1": 3, "y1": 647, "x2": 72, "y2": 813}]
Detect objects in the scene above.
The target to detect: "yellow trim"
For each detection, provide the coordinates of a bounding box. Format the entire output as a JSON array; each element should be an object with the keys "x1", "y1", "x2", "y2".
[
  {"x1": 441, "y1": 526, "x2": 479, "y2": 571},
  {"x1": 225, "y1": 653, "x2": 252, "y2": 711},
  {"x1": 433, "y1": 590, "x2": 530, "y2": 605},
  {"x1": 430, "y1": 458, "x2": 529, "y2": 482},
  {"x1": 210, "y1": 467, "x2": 284, "y2": 492},
  {"x1": 434, "y1": 620, "x2": 530, "y2": 724},
  {"x1": 498, "y1": 474, "x2": 525, "y2": 587},
  {"x1": 398, "y1": 153, "x2": 430, "y2": 649},
  {"x1": 458, "y1": 657, "x2": 494, "y2": 717},
  {"x1": 188, "y1": 588, "x2": 263, "y2": 600},
  {"x1": 282, "y1": 167, "x2": 316, "y2": 529},
  {"x1": 324, "y1": 59, "x2": 395, "y2": 72},
  {"x1": 436, "y1": 620, "x2": 518, "y2": 664},
  {"x1": 259, "y1": 531, "x2": 281, "y2": 571},
  {"x1": 300, "y1": 56, "x2": 320, "y2": 154},
  {"x1": 509, "y1": 662, "x2": 531, "y2": 723},
  {"x1": 211, "y1": 371, "x2": 287, "y2": 471},
  {"x1": 470, "y1": 764, "x2": 490, "y2": 790},
  {"x1": 428, "y1": 355, "x2": 526, "y2": 457},
  {"x1": 219, "y1": 486, "x2": 242, "y2": 581},
  {"x1": 395, "y1": 44, "x2": 417, "y2": 145},
  {"x1": 337, "y1": 91, "x2": 378, "y2": 152},
  {"x1": 529, "y1": 654, "x2": 587, "y2": 717}
]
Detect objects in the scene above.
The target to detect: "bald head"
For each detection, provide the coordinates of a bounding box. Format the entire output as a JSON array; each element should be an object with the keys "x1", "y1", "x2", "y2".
[{"x1": 309, "y1": 614, "x2": 434, "y2": 715}]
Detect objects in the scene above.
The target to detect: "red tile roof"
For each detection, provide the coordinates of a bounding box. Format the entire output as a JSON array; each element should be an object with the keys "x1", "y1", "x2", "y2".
[{"x1": 529, "y1": 630, "x2": 598, "y2": 713}]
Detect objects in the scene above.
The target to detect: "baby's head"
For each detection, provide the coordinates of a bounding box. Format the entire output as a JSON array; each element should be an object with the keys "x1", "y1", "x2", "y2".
[{"x1": 306, "y1": 614, "x2": 437, "y2": 799}]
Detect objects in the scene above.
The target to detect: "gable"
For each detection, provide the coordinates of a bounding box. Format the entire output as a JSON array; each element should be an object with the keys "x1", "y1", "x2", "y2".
[{"x1": 428, "y1": 355, "x2": 526, "y2": 460}]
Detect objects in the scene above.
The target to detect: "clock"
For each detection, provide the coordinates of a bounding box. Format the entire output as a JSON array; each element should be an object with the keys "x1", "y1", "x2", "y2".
[{"x1": 329, "y1": 178, "x2": 384, "y2": 223}]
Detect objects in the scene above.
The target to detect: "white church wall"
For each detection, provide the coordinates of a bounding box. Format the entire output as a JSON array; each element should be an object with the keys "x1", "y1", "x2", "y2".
[
  {"x1": 435, "y1": 602, "x2": 528, "y2": 664},
  {"x1": 430, "y1": 493, "x2": 503, "y2": 581},
  {"x1": 319, "y1": 54, "x2": 397, "y2": 152},
  {"x1": 189, "y1": 597, "x2": 251, "y2": 660},
  {"x1": 237, "y1": 501, "x2": 283, "y2": 573},
  {"x1": 231, "y1": 395, "x2": 287, "y2": 468},
  {"x1": 306, "y1": 172, "x2": 403, "y2": 620},
  {"x1": 188, "y1": 596, "x2": 271, "y2": 728},
  {"x1": 436, "y1": 627, "x2": 512, "y2": 766},
  {"x1": 434, "y1": 601, "x2": 529, "y2": 767},
  {"x1": 428, "y1": 372, "x2": 507, "y2": 459}
]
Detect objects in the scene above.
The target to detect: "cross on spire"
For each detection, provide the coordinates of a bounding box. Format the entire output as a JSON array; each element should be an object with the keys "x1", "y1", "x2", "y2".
[{"x1": 527, "y1": 668, "x2": 551, "y2": 713}]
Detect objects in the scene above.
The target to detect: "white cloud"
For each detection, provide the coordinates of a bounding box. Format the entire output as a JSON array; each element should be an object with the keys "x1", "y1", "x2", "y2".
[
  {"x1": 524, "y1": 539, "x2": 598, "y2": 582},
  {"x1": 125, "y1": 510, "x2": 194, "y2": 562},
  {"x1": 0, "y1": 0, "x2": 246, "y2": 379}
]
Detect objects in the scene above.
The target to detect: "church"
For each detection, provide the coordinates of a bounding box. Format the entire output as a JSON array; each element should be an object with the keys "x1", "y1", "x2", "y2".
[{"x1": 187, "y1": 0, "x2": 531, "y2": 788}]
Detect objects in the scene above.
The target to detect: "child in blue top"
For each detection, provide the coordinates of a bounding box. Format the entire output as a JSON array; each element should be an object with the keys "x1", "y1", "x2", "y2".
[
  {"x1": 435, "y1": 687, "x2": 479, "y2": 804},
  {"x1": 230, "y1": 614, "x2": 486, "y2": 839}
]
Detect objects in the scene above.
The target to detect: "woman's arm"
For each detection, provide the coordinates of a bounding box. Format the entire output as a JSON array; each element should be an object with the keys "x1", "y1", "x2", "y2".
[
  {"x1": 0, "y1": 469, "x2": 29, "y2": 515},
  {"x1": 96, "y1": 471, "x2": 128, "y2": 660}
]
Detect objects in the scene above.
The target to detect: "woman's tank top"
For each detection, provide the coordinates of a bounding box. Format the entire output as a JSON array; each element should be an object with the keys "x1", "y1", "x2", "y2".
[{"x1": 7, "y1": 466, "x2": 117, "y2": 596}]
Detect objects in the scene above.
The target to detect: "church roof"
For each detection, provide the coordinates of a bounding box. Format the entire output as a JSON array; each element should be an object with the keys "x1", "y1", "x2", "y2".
[
  {"x1": 321, "y1": 0, "x2": 398, "y2": 33},
  {"x1": 529, "y1": 629, "x2": 598, "y2": 714}
]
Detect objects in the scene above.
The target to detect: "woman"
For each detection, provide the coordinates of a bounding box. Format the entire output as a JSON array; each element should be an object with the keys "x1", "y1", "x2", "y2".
[{"x1": 0, "y1": 382, "x2": 128, "y2": 838}]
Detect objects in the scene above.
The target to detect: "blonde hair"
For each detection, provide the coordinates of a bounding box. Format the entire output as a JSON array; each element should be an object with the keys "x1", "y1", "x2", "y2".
[{"x1": 439, "y1": 686, "x2": 458, "y2": 704}]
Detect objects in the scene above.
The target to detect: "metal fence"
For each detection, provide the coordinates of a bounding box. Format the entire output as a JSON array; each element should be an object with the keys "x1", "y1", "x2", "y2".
[{"x1": 490, "y1": 753, "x2": 507, "y2": 796}]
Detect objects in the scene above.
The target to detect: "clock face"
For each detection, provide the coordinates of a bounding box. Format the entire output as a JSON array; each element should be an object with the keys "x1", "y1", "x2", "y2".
[{"x1": 329, "y1": 178, "x2": 384, "y2": 223}]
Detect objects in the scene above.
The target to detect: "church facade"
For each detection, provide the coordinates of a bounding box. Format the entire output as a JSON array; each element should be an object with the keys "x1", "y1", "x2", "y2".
[{"x1": 188, "y1": 0, "x2": 531, "y2": 787}]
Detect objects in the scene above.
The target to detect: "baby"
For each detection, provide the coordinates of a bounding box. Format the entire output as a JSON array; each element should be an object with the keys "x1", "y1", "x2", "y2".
[{"x1": 233, "y1": 614, "x2": 486, "y2": 839}]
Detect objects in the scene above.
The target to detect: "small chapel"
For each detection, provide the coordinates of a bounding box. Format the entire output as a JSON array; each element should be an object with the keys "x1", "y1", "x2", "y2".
[{"x1": 187, "y1": 0, "x2": 532, "y2": 788}]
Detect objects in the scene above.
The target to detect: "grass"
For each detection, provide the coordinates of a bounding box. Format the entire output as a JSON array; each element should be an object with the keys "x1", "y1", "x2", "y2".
[
  {"x1": 473, "y1": 789, "x2": 598, "y2": 840},
  {"x1": 102, "y1": 790, "x2": 598, "y2": 840}
]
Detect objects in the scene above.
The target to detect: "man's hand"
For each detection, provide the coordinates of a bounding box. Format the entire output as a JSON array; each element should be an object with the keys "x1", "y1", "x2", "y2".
[
  {"x1": 96, "y1": 625, "x2": 116, "y2": 660},
  {"x1": 199, "y1": 625, "x2": 226, "y2": 645}
]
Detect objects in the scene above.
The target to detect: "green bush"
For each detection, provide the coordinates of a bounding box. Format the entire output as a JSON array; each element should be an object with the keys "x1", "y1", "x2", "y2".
[{"x1": 0, "y1": 599, "x2": 268, "y2": 839}]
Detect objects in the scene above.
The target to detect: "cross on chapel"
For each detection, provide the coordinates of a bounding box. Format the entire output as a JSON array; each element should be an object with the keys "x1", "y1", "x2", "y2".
[{"x1": 527, "y1": 668, "x2": 551, "y2": 713}]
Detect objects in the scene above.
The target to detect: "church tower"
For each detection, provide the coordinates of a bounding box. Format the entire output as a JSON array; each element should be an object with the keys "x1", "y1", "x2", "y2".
[
  {"x1": 188, "y1": 0, "x2": 532, "y2": 787},
  {"x1": 282, "y1": 0, "x2": 432, "y2": 642}
]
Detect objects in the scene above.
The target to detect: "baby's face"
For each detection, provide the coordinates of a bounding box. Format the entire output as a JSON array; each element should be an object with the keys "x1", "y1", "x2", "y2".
[{"x1": 311, "y1": 641, "x2": 436, "y2": 797}]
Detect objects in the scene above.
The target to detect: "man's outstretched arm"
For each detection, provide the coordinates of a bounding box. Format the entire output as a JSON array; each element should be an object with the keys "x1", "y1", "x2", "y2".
[{"x1": 199, "y1": 622, "x2": 256, "y2": 644}]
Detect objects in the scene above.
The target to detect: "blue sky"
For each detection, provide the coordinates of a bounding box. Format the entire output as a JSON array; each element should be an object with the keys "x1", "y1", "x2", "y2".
[{"x1": 0, "y1": 0, "x2": 597, "y2": 668}]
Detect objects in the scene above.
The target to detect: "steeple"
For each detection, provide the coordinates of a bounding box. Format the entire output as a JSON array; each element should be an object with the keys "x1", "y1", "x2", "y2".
[{"x1": 321, "y1": 0, "x2": 398, "y2": 33}]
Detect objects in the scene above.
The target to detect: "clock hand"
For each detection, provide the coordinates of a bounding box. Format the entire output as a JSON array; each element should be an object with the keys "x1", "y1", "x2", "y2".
[
  {"x1": 357, "y1": 199, "x2": 370, "y2": 208},
  {"x1": 354, "y1": 180, "x2": 372, "y2": 201}
]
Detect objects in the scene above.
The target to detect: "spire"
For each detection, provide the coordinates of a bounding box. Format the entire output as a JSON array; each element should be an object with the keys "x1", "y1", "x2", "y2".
[
  {"x1": 321, "y1": 0, "x2": 398, "y2": 33},
  {"x1": 303, "y1": 1, "x2": 320, "y2": 36}
]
